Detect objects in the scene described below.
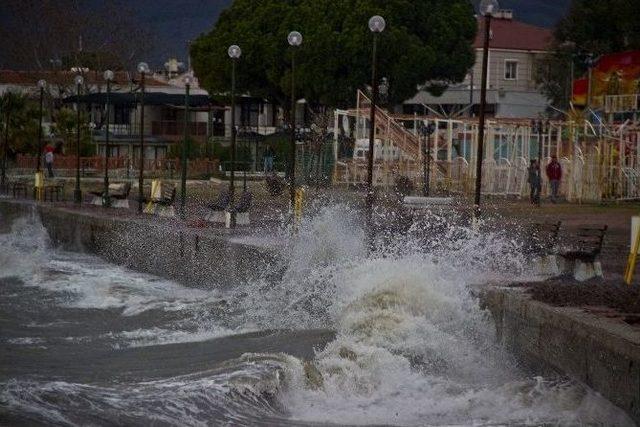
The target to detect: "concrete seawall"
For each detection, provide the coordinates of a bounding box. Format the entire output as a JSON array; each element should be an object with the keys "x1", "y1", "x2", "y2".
[
  {"x1": 0, "y1": 199, "x2": 279, "y2": 288},
  {"x1": 2, "y1": 199, "x2": 638, "y2": 423},
  {"x1": 482, "y1": 287, "x2": 640, "y2": 425}
]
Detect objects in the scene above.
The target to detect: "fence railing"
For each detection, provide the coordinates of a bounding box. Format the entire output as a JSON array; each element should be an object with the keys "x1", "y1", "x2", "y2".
[
  {"x1": 604, "y1": 94, "x2": 640, "y2": 113},
  {"x1": 14, "y1": 155, "x2": 219, "y2": 179},
  {"x1": 17, "y1": 155, "x2": 129, "y2": 171}
]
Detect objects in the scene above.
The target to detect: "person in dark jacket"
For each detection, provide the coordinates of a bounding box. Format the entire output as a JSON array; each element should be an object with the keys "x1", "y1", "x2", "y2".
[
  {"x1": 527, "y1": 159, "x2": 541, "y2": 205},
  {"x1": 546, "y1": 155, "x2": 562, "y2": 203},
  {"x1": 263, "y1": 144, "x2": 275, "y2": 173}
]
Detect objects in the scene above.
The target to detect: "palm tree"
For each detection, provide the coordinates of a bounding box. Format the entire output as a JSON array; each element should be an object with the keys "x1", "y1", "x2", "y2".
[{"x1": 0, "y1": 92, "x2": 40, "y2": 186}]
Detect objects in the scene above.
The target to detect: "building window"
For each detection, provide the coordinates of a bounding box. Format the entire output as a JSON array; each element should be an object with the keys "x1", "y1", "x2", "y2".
[
  {"x1": 113, "y1": 105, "x2": 131, "y2": 125},
  {"x1": 505, "y1": 60, "x2": 518, "y2": 80}
]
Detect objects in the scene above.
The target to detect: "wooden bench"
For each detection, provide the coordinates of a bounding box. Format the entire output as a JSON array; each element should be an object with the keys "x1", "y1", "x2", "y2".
[
  {"x1": 205, "y1": 190, "x2": 231, "y2": 223},
  {"x1": 110, "y1": 182, "x2": 132, "y2": 208},
  {"x1": 156, "y1": 185, "x2": 176, "y2": 207},
  {"x1": 89, "y1": 182, "x2": 131, "y2": 208},
  {"x1": 143, "y1": 181, "x2": 177, "y2": 217},
  {"x1": 226, "y1": 191, "x2": 253, "y2": 226},
  {"x1": 525, "y1": 221, "x2": 562, "y2": 256},
  {"x1": 10, "y1": 181, "x2": 29, "y2": 199},
  {"x1": 43, "y1": 182, "x2": 65, "y2": 202},
  {"x1": 559, "y1": 225, "x2": 608, "y2": 281},
  {"x1": 523, "y1": 221, "x2": 563, "y2": 276}
]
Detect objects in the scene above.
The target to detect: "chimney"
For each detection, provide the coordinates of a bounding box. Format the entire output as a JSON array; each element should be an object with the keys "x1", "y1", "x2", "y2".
[{"x1": 495, "y1": 9, "x2": 514, "y2": 20}]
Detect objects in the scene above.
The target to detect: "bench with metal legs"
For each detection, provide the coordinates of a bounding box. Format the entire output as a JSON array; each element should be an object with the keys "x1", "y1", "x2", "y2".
[
  {"x1": 559, "y1": 225, "x2": 608, "y2": 281},
  {"x1": 205, "y1": 190, "x2": 231, "y2": 223}
]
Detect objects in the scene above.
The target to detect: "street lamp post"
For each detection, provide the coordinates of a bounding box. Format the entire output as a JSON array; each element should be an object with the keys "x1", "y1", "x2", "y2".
[
  {"x1": 287, "y1": 31, "x2": 302, "y2": 212},
  {"x1": 1, "y1": 98, "x2": 10, "y2": 190},
  {"x1": 180, "y1": 75, "x2": 193, "y2": 219},
  {"x1": 585, "y1": 54, "x2": 595, "y2": 111},
  {"x1": 73, "y1": 74, "x2": 84, "y2": 204},
  {"x1": 420, "y1": 121, "x2": 436, "y2": 197},
  {"x1": 228, "y1": 45, "x2": 241, "y2": 228},
  {"x1": 532, "y1": 119, "x2": 548, "y2": 206},
  {"x1": 103, "y1": 70, "x2": 114, "y2": 207},
  {"x1": 367, "y1": 15, "x2": 385, "y2": 224},
  {"x1": 473, "y1": 0, "x2": 498, "y2": 220},
  {"x1": 560, "y1": 41, "x2": 577, "y2": 109},
  {"x1": 137, "y1": 62, "x2": 149, "y2": 213},
  {"x1": 36, "y1": 79, "x2": 46, "y2": 172}
]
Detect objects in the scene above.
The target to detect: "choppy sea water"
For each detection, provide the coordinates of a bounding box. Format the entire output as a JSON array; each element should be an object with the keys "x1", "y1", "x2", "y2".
[{"x1": 0, "y1": 206, "x2": 633, "y2": 426}]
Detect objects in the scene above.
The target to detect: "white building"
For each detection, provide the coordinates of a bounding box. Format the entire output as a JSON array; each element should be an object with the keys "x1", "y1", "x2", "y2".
[{"x1": 405, "y1": 10, "x2": 553, "y2": 119}]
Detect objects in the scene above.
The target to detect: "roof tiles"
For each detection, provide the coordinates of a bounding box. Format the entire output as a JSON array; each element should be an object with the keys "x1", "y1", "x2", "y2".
[{"x1": 474, "y1": 17, "x2": 553, "y2": 51}]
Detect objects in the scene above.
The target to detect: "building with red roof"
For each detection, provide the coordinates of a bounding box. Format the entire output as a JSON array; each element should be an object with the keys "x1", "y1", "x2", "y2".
[{"x1": 405, "y1": 10, "x2": 554, "y2": 119}]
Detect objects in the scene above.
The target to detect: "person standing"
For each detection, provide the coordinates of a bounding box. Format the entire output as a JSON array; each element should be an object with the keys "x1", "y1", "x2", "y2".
[
  {"x1": 546, "y1": 155, "x2": 562, "y2": 203},
  {"x1": 527, "y1": 159, "x2": 541, "y2": 205},
  {"x1": 45, "y1": 149, "x2": 54, "y2": 178},
  {"x1": 263, "y1": 143, "x2": 274, "y2": 173}
]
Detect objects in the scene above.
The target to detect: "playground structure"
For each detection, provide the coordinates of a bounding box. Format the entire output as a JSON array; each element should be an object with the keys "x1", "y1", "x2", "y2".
[{"x1": 332, "y1": 90, "x2": 640, "y2": 202}]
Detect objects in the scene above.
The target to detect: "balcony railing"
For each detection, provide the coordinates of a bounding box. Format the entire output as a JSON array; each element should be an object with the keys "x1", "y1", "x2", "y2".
[
  {"x1": 151, "y1": 121, "x2": 208, "y2": 138},
  {"x1": 107, "y1": 123, "x2": 135, "y2": 136}
]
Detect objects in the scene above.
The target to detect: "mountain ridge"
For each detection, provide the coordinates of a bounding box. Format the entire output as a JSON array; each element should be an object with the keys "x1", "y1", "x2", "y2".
[{"x1": 0, "y1": 0, "x2": 571, "y2": 68}]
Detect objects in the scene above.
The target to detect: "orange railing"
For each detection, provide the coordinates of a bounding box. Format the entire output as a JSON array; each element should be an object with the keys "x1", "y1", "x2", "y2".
[
  {"x1": 17, "y1": 155, "x2": 128, "y2": 170},
  {"x1": 16, "y1": 155, "x2": 219, "y2": 178}
]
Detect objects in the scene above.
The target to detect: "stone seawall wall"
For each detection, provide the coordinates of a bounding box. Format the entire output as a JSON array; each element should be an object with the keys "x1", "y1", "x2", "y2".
[
  {"x1": 0, "y1": 200, "x2": 278, "y2": 288},
  {"x1": 482, "y1": 287, "x2": 640, "y2": 425}
]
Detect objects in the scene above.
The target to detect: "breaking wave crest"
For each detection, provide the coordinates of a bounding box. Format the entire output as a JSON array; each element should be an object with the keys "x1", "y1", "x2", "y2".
[{"x1": 234, "y1": 205, "x2": 632, "y2": 425}]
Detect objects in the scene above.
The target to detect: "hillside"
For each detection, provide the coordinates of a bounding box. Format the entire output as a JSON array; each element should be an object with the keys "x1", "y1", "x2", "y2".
[{"x1": 0, "y1": 0, "x2": 570, "y2": 68}]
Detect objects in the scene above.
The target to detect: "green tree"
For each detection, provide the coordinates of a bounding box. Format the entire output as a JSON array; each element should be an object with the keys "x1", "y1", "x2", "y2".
[
  {"x1": 190, "y1": 0, "x2": 476, "y2": 109},
  {"x1": 51, "y1": 108, "x2": 94, "y2": 156},
  {"x1": 536, "y1": 0, "x2": 640, "y2": 109},
  {"x1": 0, "y1": 92, "x2": 41, "y2": 156}
]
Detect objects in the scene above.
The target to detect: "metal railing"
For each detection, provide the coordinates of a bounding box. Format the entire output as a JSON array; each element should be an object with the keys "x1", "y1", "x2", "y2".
[
  {"x1": 14, "y1": 155, "x2": 219, "y2": 179},
  {"x1": 604, "y1": 94, "x2": 640, "y2": 113}
]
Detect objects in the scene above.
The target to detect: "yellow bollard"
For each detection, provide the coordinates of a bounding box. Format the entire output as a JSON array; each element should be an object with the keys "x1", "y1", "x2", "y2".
[
  {"x1": 293, "y1": 186, "x2": 305, "y2": 226},
  {"x1": 34, "y1": 171, "x2": 45, "y2": 201},
  {"x1": 144, "y1": 179, "x2": 162, "y2": 214},
  {"x1": 624, "y1": 216, "x2": 640, "y2": 285}
]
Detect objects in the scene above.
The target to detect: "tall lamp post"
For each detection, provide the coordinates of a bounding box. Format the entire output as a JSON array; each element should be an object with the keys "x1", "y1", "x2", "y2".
[
  {"x1": 103, "y1": 70, "x2": 114, "y2": 207},
  {"x1": 73, "y1": 74, "x2": 84, "y2": 204},
  {"x1": 473, "y1": 0, "x2": 498, "y2": 220},
  {"x1": 287, "y1": 31, "x2": 302, "y2": 212},
  {"x1": 1, "y1": 96, "x2": 11, "y2": 190},
  {"x1": 36, "y1": 79, "x2": 46, "y2": 172},
  {"x1": 532, "y1": 119, "x2": 548, "y2": 206},
  {"x1": 180, "y1": 75, "x2": 193, "y2": 219},
  {"x1": 366, "y1": 15, "x2": 385, "y2": 224},
  {"x1": 585, "y1": 53, "x2": 595, "y2": 112},
  {"x1": 420, "y1": 121, "x2": 436, "y2": 197},
  {"x1": 228, "y1": 45, "x2": 241, "y2": 228},
  {"x1": 137, "y1": 62, "x2": 149, "y2": 213},
  {"x1": 559, "y1": 41, "x2": 576, "y2": 109}
]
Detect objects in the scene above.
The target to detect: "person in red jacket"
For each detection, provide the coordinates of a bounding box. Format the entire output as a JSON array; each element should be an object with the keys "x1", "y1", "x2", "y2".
[{"x1": 546, "y1": 155, "x2": 562, "y2": 203}]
